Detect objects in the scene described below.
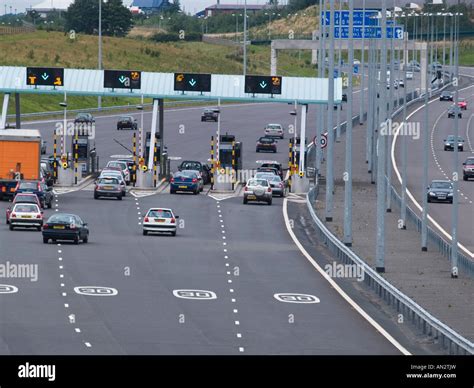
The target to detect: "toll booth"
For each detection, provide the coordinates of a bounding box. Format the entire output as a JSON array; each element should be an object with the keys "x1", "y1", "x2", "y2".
[
  {"x1": 293, "y1": 137, "x2": 307, "y2": 168},
  {"x1": 71, "y1": 129, "x2": 93, "y2": 176},
  {"x1": 145, "y1": 132, "x2": 163, "y2": 162},
  {"x1": 219, "y1": 134, "x2": 242, "y2": 170}
]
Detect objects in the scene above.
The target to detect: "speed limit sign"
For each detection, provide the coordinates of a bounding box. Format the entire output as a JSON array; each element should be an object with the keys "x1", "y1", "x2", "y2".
[{"x1": 320, "y1": 133, "x2": 328, "y2": 149}]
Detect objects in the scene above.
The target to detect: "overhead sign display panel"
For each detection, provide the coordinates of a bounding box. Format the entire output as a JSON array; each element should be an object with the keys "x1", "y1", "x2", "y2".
[
  {"x1": 174, "y1": 73, "x2": 211, "y2": 92},
  {"x1": 322, "y1": 10, "x2": 381, "y2": 26},
  {"x1": 104, "y1": 70, "x2": 141, "y2": 89},
  {"x1": 334, "y1": 26, "x2": 404, "y2": 39},
  {"x1": 245, "y1": 75, "x2": 282, "y2": 95},
  {"x1": 26, "y1": 67, "x2": 64, "y2": 87}
]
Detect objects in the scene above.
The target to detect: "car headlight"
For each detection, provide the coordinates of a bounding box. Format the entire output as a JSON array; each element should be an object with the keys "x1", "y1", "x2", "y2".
[
  {"x1": 448, "y1": 193, "x2": 453, "y2": 196},
  {"x1": 429, "y1": 192, "x2": 436, "y2": 196}
]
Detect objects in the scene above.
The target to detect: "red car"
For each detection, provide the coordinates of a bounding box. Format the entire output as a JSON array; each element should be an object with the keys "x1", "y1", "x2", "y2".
[
  {"x1": 457, "y1": 98, "x2": 467, "y2": 110},
  {"x1": 6, "y1": 193, "x2": 42, "y2": 224}
]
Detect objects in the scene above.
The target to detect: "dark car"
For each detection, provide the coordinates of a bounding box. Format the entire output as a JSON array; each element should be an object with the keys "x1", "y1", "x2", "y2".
[
  {"x1": 170, "y1": 170, "x2": 202, "y2": 195},
  {"x1": 427, "y1": 180, "x2": 453, "y2": 203},
  {"x1": 259, "y1": 161, "x2": 284, "y2": 179},
  {"x1": 256, "y1": 137, "x2": 277, "y2": 153},
  {"x1": 40, "y1": 161, "x2": 54, "y2": 187},
  {"x1": 443, "y1": 135, "x2": 464, "y2": 151},
  {"x1": 74, "y1": 113, "x2": 95, "y2": 124},
  {"x1": 447, "y1": 105, "x2": 462, "y2": 118},
  {"x1": 42, "y1": 213, "x2": 89, "y2": 244},
  {"x1": 201, "y1": 108, "x2": 219, "y2": 122},
  {"x1": 178, "y1": 160, "x2": 211, "y2": 184},
  {"x1": 117, "y1": 115, "x2": 138, "y2": 130},
  {"x1": 14, "y1": 181, "x2": 53, "y2": 209},
  {"x1": 462, "y1": 157, "x2": 474, "y2": 181},
  {"x1": 94, "y1": 177, "x2": 123, "y2": 200},
  {"x1": 440, "y1": 91, "x2": 453, "y2": 101}
]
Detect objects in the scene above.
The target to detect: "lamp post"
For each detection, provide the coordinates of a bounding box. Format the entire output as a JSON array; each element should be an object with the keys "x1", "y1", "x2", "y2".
[
  {"x1": 243, "y1": 0, "x2": 247, "y2": 76},
  {"x1": 98, "y1": 0, "x2": 102, "y2": 110}
]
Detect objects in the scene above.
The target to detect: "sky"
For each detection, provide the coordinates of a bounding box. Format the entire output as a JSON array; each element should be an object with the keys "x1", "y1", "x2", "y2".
[{"x1": 3, "y1": 1, "x2": 274, "y2": 15}]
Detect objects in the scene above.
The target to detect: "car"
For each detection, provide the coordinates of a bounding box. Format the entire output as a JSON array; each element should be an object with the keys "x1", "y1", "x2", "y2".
[
  {"x1": 106, "y1": 160, "x2": 130, "y2": 184},
  {"x1": 430, "y1": 62, "x2": 443, "y2": 71},
  {"x1": 201, "y1": 108, "x2": 219, "y2": 122},
  {"x1": 94, "y1": 177, "x2": 123, "y2": 200},
  {"x1": 115, "y1": 157, "x2": 135, "y2": 173},
  {"x1": 440, "y1": 91, "x2": 453, "y2": 101},
  {"x1": 457, "y1": 98, "x2": 467, "y2": 110},
  {"x1": 256, "y1": 166, "x2": 279, "y2": 177},
  {"x1": 255, "y1": 173, "x2": 286, "y2": 197},
  {"x1": 256, "y1": 137, "x2": 277, "y2": 153},
  {"x1": 259, "y1": 161, "x2": 284, "y2": 179},
  {"x1": 264, "y1": 123, "x2": 284, "y2": 139},
  {"x1": 462, "y1": 157, "x2": 474, "y2": 181},
  {"x1": 177, "y1": 160, "x2": 211, "y2": 184},
  {"x1": 41, "y1": 140, "x2": 47, "y2": 155},
  {"x1": 342, "y1": 93, "x2": 348, "y2": 102},
  {"x1": 8, "y1": 203, "x2": 43, "y2": 231},
  {"x1": 447, "y1": 105, "x2": 462, "y2": 119},
  {"x1": 116, "y1": 115, "x2": 138, "y2": 130},
  {"x1": 170, "y1": 170, "x2": 203, "y2": 194},
  {"x1": 74, "y1": 113, "x2": 95, "y2": 124},
  {"x1": 405, "y1": 71, "x2": 414, "y2": 80},
  {"x1": 427, "y1": 180, "x2": 453, "y2": 203},
  {"x1": 98, "y1": 171, "x2": 126, "y2": 196},
  {"x1": 14, "y1": 181, "x2": 53, "y2": 209},
  {"x1": 243, "y1": 178, "x2": 272, "y2": 205},
  {"x1": 395, "y1": 79, "x2": 404, "y2": 88},
  {"x1": 443, "y1": 135, "x2": 464, "y2": 151},
  {"x1": 386, "y1": 80, "x2": 398, "y2": 90},
  {"x1": 40, "y1": 161, "x2": 54, "y2": 187},
  {"x1": 143, "y1": 208, "x2": 179, "y2": 236},
  {"x1": 42, "y1": 213, "x2": 89, "y2": 244},
  {"x1": 6, "y1": 193, "x2": 42, "y2": 224}
]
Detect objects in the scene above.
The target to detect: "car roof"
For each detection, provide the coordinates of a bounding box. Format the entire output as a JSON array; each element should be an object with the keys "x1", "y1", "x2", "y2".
[
  {"x1": 431, "y1": 180, "x2": 451, "y2": 183},
  {"x1": 147, "y1": 208, "x2": 173, "y2": 212}
]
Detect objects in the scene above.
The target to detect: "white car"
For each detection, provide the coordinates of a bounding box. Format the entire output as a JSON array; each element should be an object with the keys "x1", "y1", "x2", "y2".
[
  {"x1": 405, "y1": 71, "x2": 413, "y2": 80},
  {"x1": 264, "y1": 123, "x2": 284, "y2": 139},
  {"x1": 9, "y1": 203, "x2": 43, "y2": 231},
  {"x1": 106, "y1": 160, "x2": 130, "y2": 184},
  {"x1": 143, "y1": 208, "x2": 179, "y2": 236},
  {"x1": 243, "y1": 178, "x2": 272, "y2": 205}
]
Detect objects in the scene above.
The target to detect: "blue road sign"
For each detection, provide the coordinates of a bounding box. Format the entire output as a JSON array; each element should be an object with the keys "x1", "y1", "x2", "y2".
[
  {"x1": 353, "y1": 65, "x2": 359, "y2": 74},
  {"x1": 322, "y1": 10, "x2": 380, "y2": 26},
  {"x1": 334, "y1": 26, "x2": 403, "y2": 39}
]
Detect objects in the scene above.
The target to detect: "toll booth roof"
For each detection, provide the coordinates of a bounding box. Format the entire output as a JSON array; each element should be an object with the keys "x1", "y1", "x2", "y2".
[{"x1": 0, "y1": 129, "x2": 41, "y2": 140}]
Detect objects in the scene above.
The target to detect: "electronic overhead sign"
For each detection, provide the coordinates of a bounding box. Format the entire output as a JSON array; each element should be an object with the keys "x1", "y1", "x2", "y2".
[
  {"x1": 26, "y1": 67, "x2": 64, "y2": 87},
  {"x1": 174, "y1": 73, "x2": 211, "y2": 92},
  {"x1": 245, "y1": 75, "x2": 282, "y2": 95},
  {"x1": 104, "y1": 70, "x2": 141, "y2": 89}
]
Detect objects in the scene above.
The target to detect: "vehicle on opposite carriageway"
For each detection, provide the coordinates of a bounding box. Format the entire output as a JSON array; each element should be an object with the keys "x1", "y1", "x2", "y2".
[
  {"x1": 447, "y1": 105, "x2": 462, "y2": 119},
  {"x1": 117, "y1": 115, "x2": 138, "y2": 130},
  {"x1": 443, "y1": 135, "x2": 465, "y2": 152},
  {"x1": 462, "y1": 157, "x2": 474, "y2": 181},
  {"x1": 427, "y1": 180, "x2": 454, "y2": 204},
  {"x1": 440, "y1": 91, "x2": 453, "y2": 101},
  {"x1": 256, "y1": 137, "x2": 277, "y2": 153}
]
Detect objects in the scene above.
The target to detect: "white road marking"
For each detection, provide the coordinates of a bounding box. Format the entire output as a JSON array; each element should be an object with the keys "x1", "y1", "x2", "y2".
[
  {"x1": 64, "y1": 303, "x2": 69, "y2": 308},
  {"x1": 75, "y1": 328, "x2": 81, "y2": 333},
  {"x1": 74, "y1": 286, "x2": 118, "y2": 296},
  {"x1": 237, "y1": 333, "x2": 242, "y2": 338},
  {"x1": 282, "y1": 198, "x2": 411, "y2": 355},
  {"x1": 84, "y1": 342, "x2": 92, "y2": 348},
  {"x1": 235, "y1": 321, "x2": 240, "y2": 325},
  {"x1": 172, "y1": 289, "x2": 217, "y2": 300},
  {"x1": 239, "y1": 347, "x2": 244, "y2": 352}
]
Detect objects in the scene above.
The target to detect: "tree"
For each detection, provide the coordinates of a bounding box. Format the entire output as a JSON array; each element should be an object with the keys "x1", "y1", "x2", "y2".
[
  {"x1": 288, "y1": 0, "x2": 317, "y2": 12},
  {"x1": 103, "y1": 0, "x2": 134, "y2": 37},
  {"x1": 65, "y1": 0, "x2": 133, "y2": 37}
]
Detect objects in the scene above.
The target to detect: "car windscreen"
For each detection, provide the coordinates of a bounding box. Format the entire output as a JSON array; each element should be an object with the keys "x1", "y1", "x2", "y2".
[
  {"x1": 179, "y1": 170, "x2": 198, "y2": 178},
  {"x1": 465, "y1": 159, "x2": 474, "y2": 165},
  {"x1": 432, "y1": 182, "x2": 452, "y2": 189},
  {"x1": 267, "y1": 124, "x2": 281, "y2": 129},
  {"x1": 120, "y1": 116, "x2": 132, "y2": 121},
  {"x1": 19, "y1": 182, "x2": 38, "y2": 190},
  {"x1": 98, "y1": 178, "x2": 119, "y2": 184},
  {"x1": 13, "y1": 204, "x2": 38, "y2": 213},
  {"x1": 107, "y1": 162, "x2": 125, "y2": 170},
  {"x1": 261, "y1": 163, "x2": 280, "y2": 170},
  {"x1": 248, "y1": 179, "x2": 268, "y2": 186},
  {"x1": 181, "y1": 162, "x2": 201, "y2": 170},
  {"x1": 147, "y1": 209, "x2": 172, "y2": 218},
  {"x1": 259, "y1": 138, "x2": 274, "y2": 144},
  {"x1": 47, "y1": 214, "x2": 77, "y2": 224},
  {"x1": 15, "y1": 195, "x2": 37, "y2": 203}
]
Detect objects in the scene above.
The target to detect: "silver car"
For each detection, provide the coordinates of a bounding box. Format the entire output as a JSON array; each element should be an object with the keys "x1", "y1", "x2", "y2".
[
  {"x1": 264, "y1": 123, "x2": 284, "y2": 139},
  {"x1": 99, "y1": 171, "x2": 126, "y2": 196},
  {"x1": 243, "y1": 178, "x2": 272, "y2": 205}
]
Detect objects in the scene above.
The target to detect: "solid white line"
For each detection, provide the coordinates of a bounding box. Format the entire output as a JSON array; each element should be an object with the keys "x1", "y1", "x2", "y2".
[
  {"x1": 467, "y1": 113, "x2": 474, "y2": 152},
  {"x1": 391, "y1": 81, "x2": 474, "y2": 259},
  {"x1": 282, "y1": 198, "x2": 411, "y2": 355}
]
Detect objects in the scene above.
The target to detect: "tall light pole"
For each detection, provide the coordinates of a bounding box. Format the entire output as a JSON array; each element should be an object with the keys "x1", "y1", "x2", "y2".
[
  {"x1": 98, "y1": 0, "x2": 102, "y2": 109},
  {"x1": 243, "y1": 0, "x2": 248, "y2": 76}
]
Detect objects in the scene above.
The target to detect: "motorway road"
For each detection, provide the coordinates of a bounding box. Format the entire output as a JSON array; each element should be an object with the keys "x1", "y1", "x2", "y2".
[
  {"x1": 393, "y1": 68, "x2": 474, "y2": 254},
  {"x1": 0, "y1": 73, "x2": 427, "y2": 354}
]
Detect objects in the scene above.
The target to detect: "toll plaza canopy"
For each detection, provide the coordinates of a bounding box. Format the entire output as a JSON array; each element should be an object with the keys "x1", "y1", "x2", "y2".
[{"x1": 0, "y1": 66, "x2": 343, "y2": 105}]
